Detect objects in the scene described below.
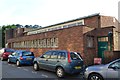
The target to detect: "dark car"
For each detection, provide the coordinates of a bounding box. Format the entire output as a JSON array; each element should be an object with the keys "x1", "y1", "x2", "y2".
[
  {"x1": 8, "y1": 50, "x2": 35, "y2": 66},
  {"x1": 0, "y1": 48, "x2": 15, "y2": 61},
  {"x1": 33, "y1": 50, "x2": 84, "y2": 78},
  {"x1": 84, "y1": 58, "x2": 120, "y2": 80}
]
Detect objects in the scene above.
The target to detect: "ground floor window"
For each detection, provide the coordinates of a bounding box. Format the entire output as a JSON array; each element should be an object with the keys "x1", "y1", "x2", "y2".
[
  {"x1": 98, "y1": 37, "x2": 108, "y2": 42},
  {"x1": 87, "y1": 36, "x2": 94, "y2": 48},
  {"x1": 13, "y1": 37, "x2": 58, "y2": 48}
]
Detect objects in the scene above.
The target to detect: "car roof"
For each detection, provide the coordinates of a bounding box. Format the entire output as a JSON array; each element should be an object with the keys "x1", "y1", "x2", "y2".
[
  {"x1": 47, "y1": 50, "x2": 80, "y2": 53},
  {"x1": 48, "y1": 50, "x2": 68, "y2": 52}
]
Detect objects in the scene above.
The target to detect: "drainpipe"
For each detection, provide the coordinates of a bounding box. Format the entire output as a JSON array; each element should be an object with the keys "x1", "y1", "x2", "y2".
[{"x1": 108, "y1": 31, "x2": 113, "y2": 51}]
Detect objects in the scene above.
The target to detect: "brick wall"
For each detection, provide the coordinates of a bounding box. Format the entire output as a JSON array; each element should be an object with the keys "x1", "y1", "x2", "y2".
[
  {"x1": 13, "y1": 28, "x2": 24, "y2": 38},
  {"x1": 8, "y1": 25, "x2": 99, "y2": 65},
  {"x1": 100, "y1": 16, "x2": 115, "y2": 28},
  {"x1": 8, "y1": 26, "x2": 84, "y2": 57},
  {"x1": 104, "y1": 51, "x2": 120, "y2": 63},
  {"x1": 84, "y1": 15, "x2": 100, "y2": 28}
]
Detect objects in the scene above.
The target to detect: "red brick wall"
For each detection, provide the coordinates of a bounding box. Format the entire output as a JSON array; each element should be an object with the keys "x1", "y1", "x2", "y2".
[
  {"x1": 84, "y1": 16, "x2": 100, "y2": 28},
  {"x1": 7, "y1": 26, "x2": 114, "y2": 65},
  {"x1": 104, "y1": 51, "x2": 120, "y2": 63},
  {"x1": 8, "y1": 26, "x2": 84, "y2": 57},
  {"x1": 83, "y1": 29, "x2": 97, "y2": 65},
  {"x1": 100, "y1": 16, "x2": 119, "y2": 29},
  {"x1": 95, "y1": 27, "x2": 113, "y2": 36},
  {"x1": 82, "y1": 27, "x2": 114, "y2": 65},
  {"x1": 13, "y1": 28, "x2": 24, "y2": 38}
]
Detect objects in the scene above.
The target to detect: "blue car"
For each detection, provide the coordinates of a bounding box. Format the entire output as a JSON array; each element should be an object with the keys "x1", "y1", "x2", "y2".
[{"x1": 8, "y1": 50, "x2": 34, "y2": 66}]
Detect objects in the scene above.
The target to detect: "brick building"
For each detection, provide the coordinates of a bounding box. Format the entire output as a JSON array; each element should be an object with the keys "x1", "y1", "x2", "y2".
[{"x1": 6, "y1": 13, "x2": 120, "y2": 65}]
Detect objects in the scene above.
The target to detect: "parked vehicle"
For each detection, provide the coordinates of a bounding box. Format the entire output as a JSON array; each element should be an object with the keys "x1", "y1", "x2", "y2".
[
  {"x1": 8, "y1": 50, "x2": 34, "y2": 66},
  {"x1": 33, "y1": 50, "x2": 84, "y2": 78},
  {"x1": 84, "y1": 58, "x2": 120, "y2": 80},
  {"x1": 0, "y1": 48, "x2": 15, "y2": 61}
]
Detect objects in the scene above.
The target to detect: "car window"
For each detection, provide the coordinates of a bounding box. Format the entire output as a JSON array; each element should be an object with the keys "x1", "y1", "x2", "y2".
[
  {"x1": 51, "y1": 52, "x2": 58, "y2": 59},
  {"x1": 16, "y1": 53, "x2": 19, "y2": 56},
  {"x1": 70, "y1": 52, "x2": 82, "y2": 60},
  {"x1": 109, "y1": 60, "x2": 120, "y2": 69},
  {"x1": 11, "y1": 52, "x2": 16, "y2": 56},
  {"x1": 41, "y1": 51, "x2": 52, "y2": 59},
  {"x1": 58, "y1": 52, "x2": 66, "y2": 59},
  {"x1": 22, "y1": 51, "x2": 34, "y2": 56}
]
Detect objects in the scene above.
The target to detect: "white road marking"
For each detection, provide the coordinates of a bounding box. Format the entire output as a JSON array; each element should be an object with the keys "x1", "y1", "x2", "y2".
[
  {"x1": 41, "y1": 74, "x2": 48, "y2": 78},
  {"x1": 23, "y1": 68, "x2": 28, "y2": 71},
  {"x1": 32, "y1": 71, "x2": 37, "y2": 74}
]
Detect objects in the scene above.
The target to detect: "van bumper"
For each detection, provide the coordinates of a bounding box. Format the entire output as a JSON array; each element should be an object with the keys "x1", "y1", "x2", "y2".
[{"x1": 64, "y1": 66, "x2": 84, "y2": 74}]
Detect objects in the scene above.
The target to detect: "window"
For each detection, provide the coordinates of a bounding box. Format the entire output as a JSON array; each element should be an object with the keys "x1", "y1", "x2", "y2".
[
  {"x1": 51, "y1": 38, "x2": 54, "y2": 47},
  {"x1": 36, "y1": 40, "x2": 39, "y2": 48},
  {"x1": 58, "y1": 52, "x2": 66, "y2": 59},
  {"x1": 12, "y1": 37, "x2": 59, "y2": 48},
  {"x1": 11, "y1": 52, "x2": 16, "y2": 56},
  {"x1": 87, "y1": 36, "x2": 94, "y2": 48},
  {"x1": 47, "y1": 39, "x2": 50, "y2": 48},
  {"x1": 21, "y1": 41, "x2": 24, "y2": 48},
  {"x1": 98, "y1": 37, "x2": 108, "y2": 42},
  {"x1": 22, "y1": 51, "x2": 34, "y2": 56},
  {"x1": 38, "y1": 39, "x2": 41, "y2": 48},
  {"x1": 70, "y1": 52, "x2": 82, "y2": 60},
  {"x1": 41, "y1": 39, "x2": 44, "y2": 48},
  {"x1": 25, "y1": 41, "x2": 26, "y2": 48},
  {"x1": 109, "y1": 60, "x2": 120, "y2": 69},
  {"x1": 30, "y1": 41, "x2": 32, "y2": 48},
  {"x1": 43, "y1": 39, "x2": 47, "y2": 48},
  {"x1": 13, "y1": 43, "x2": 15, "y2": 48},
  {"x1": 41, "y1": 51, "x2": 52, "y2": 59},
  {"x1": 28, "y1": 41, "x2": 30, "y2": 48},
  {"x1": 23, "y1": 41, "x2": 25, "y2": 48},
  {"x1": 34, "y1": 40, "x2": 37, "y2": 48},
  {"x1": 54, "y1": 38, "x2": 58, "y2": 47},
  {"x1": 31, "y1": 40, "x2": 34, "y2": 48},
  {"x1": 51, "y1": 52, "x2": 58, "y2": 59}
]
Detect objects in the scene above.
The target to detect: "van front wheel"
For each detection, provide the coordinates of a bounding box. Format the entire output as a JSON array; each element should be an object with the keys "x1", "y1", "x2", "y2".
[{"x1": 56, "y1": 67, "x2": 65, "y2": 78}]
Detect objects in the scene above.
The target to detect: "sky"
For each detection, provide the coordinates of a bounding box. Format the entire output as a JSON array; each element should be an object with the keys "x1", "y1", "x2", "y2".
[{"x1": 0, "y1": 0, "x2": 120, "y2": 27}]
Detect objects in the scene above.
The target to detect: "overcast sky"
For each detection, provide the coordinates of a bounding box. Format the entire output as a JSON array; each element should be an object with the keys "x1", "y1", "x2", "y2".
[{"x1": 0, "y1": 0, "x2": 119, "y2": 27}]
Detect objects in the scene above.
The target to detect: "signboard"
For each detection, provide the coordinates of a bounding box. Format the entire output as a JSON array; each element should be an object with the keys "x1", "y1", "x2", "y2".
[{"x1": 94, "y1": 58, "x2": 102, "y2": 64}]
